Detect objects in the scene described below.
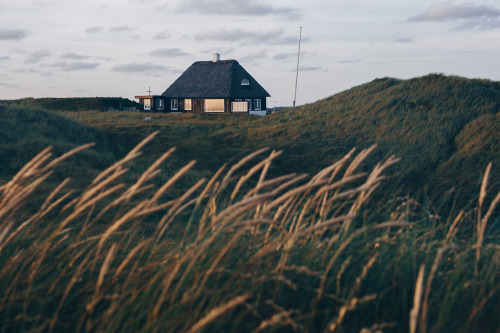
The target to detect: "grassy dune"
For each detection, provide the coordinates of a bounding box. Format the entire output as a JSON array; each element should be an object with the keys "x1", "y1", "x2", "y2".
[
  {"x1": 0, "y1": 74, "x2": 499, "y2": 331},
  {"x1": 0, "y1": 135, "x2": 498, "y2": 332}
]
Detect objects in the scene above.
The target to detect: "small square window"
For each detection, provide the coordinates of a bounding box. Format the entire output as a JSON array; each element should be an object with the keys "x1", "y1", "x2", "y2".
[
  {"x1": 171, "y1": 99, "x2": 178, "y2": 111},
  {"x1": 144, "y1": 99, "x2": 151, "y2": 110},
  {"x1": 156, "y1": 99, "x2": 164, "y2": 110},
  {"x1": 253, "y1": 99, "x2": 261, "y2": 111}
]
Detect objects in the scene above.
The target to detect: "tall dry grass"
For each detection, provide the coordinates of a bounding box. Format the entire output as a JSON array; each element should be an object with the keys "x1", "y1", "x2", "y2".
[{"x1": 0, "y1": 133, "x2": 498, "y2": 332}]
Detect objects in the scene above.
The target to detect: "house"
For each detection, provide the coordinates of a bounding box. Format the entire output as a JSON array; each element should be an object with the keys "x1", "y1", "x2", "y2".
[
  {"x1": 134, "y1": 94, "x2": 165, "y2": 112},
  {"x1": 135, "y1": 54, "x2": 270, "y2": 114}
]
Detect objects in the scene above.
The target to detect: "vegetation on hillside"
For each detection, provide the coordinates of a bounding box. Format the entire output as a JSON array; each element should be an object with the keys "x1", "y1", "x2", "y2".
[
  {"x1": 0, "y1": 97, "x2": 140, "y2": 112},
  {"x1": 0, "y1": 135, "x2": 498, "y2": 332},
  {"x1": 0, "y1": 74, "x2": 498, "y2": 331}
]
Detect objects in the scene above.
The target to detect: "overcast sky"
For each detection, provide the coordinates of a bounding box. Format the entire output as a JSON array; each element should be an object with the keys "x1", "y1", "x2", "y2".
[{"x1": 1, "y1": 0, "x2": 499, "y2": 106}]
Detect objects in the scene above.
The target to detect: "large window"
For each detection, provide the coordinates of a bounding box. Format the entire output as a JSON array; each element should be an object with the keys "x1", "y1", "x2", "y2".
[
  {"x1": 144, "y1": 98, "x2": 151, "y2": 110},
  {"x1": 156, "y1": 98, "x2": 164, "y2": 110},
  {"x1": 253, "y1": 99, "x2": 261, "y2": 111},
  {"x1": 204, "y1": 99, "x2": 225, "y2": 113},
  {"x1": 171, "y1": 99, "x2": 178, "y2": 111},
  {"x1": 232, "y1": 101, "x2": 248, "y2": 112},
  {"x1": 184, "y1": 99, "x2": 192, "y2": 111}
]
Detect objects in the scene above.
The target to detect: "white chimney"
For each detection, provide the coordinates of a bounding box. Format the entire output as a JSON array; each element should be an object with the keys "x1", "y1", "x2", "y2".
[{"x1": 212, "y1": 53, "x2": 220, "y2": 62}]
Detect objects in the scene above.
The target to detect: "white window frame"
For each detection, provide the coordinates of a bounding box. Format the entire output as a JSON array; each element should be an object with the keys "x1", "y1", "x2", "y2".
[
  {"x1": 156, "y1": 98, "x2": 164, "y2": 110},
  {"x1": 144, "y1": 98, "x2": 151, "y2": 110},
  {"x1": 184, "y1": 99, "x2": 192, "y2": 111},
  {"x1": 253, "y1": 99, "x2": 261, "y2": 111},
  {"x1": 245, "y1": 99, "x2": 252, "y2": 111},
  {"x1": 231, "y1": 101, "x2": 248, "y2": 112},
  {"x1": 171, "y1": 99, "x2": 178, "y2": 111},
  {"x1": 241, "y1": 78, "x2": 250, "y2": 86}
]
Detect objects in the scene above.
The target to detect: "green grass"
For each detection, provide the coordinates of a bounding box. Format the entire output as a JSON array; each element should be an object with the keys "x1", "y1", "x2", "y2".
[
  {"x1": 0, "y1": 137, "x2": 498, "y2": 332},
  {"x1": 0, "y1": 73, "x2": 499, "y2": 332}
]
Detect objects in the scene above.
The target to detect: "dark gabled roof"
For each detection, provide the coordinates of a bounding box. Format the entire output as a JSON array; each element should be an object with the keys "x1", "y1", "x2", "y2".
[{"x1": 162, "y1": 60, "x2": 270, "y2": 98}]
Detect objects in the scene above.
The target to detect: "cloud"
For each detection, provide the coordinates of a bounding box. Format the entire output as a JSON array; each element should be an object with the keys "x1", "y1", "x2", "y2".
[
  {"x1": 299, "y1": 66, "x2": 323, "y2": 72},
  {"x1": 86, "y1": 26, "x2": 104, "y2": 34},
  {"x1": 153, "y1": 32, "x2": 171, "y2": 40},
  {"x1": 273, "y1": 52, "x2": 295, "y2": 61},
  {"x1": 0, "y1": 29, "x2": 29, "y2": 41},
  {"x1": 194, "y1": 28, "x2": 303, "y2": 45},
  {"x1": 61, "y1": 52, "x2": 90, "y2": 60},
  {"x1": 338, "y1": 59, "x2": 362, "y2": 64},
  {"x1": 51, "y1": 61, "x2": 100, "y2": 71},
  {"x1": 240, "y1": 50, "x2": 267, "y2": 62},
  {"x1": 24, "y1": 50, "x2": 51, "y2": 64},
  {"x1": 112, "y1": 62, "x2": 172, "y2": 74},
  {"x1": 408, "y1": 1, "x2": 500, "y2": 29},
  {"x1": 0, "y1": 56, "x2": 10, "y2": 60},
  {"x1": 393, "y1": 37, "x2": 415, "y2": 43},
  {"x1": 149, "y1": 48, "x2": 190, "y2": 57},
  {"x1": 177, "y1": 0, "x2": 302, "y2": 19},
  {"x1": 109, "y1": 25, "x2": 136, "y2": 32}
]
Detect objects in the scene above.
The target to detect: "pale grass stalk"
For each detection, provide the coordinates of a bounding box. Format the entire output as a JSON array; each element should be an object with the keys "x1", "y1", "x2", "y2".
[
  {"x1": 58, "y1": 183, "x2": 125, "y2": 233},
  {"x1": 91, "y1": 130, "x2": 159, "y2": 186},
  {"x1": 261, "y1": 179, "x2": 329, "y2": 215},
  {"x1": 410, "y1": 265, "x2": 425, "y2": 333},
  {"x1": 43, "y1": 143, "x2": 95, "y2": 170},
  {"x1": 310, "y1": 148, "x2": 355, "y2": 184},
  {"x1": 342, "y1": 145, "x2": 377, "y2": 179},
  {"x1": 327, "y1": 294, "x2": 378, "y2": 333},
  {"x1": 244, "y1": 174, "x2": 299, "y2": 199},
  {"x1": 467, "y1": 283, "x2": 500, "y2": 324},
  {"x1": 291, "y1": 197, "x2": 312, "y2": 233},
  {"x1": 0, "y1": 222, "x2": 13, "y2": 248},
  {"x1": 444, "y1": 210, "x2": 464, "y2": 244},
  {"x1": 122, "y1": 147, "x2": 176, "y2": 202},
  {"x1": 190, "y1": 228, "x2": 248, "y2": 300},
  {"x1": 254, "y1": 301, "x2": 301, "y2": 333},
  {"x1": 2, "y1": 146, "x2": 52, "y2": 194},
  {"x1": 146, "y1": 160, "x2": 197, "y2": 209},
  {"x1": 75, "y1": 167, "x2": 127, "y2": 209},
  {"x1": 97, "y1": 201, "x2": 148, "y2": 252},
  {"x1": 49, "y1": 250, "x2": 93, "y2": 333},
  {"x1": 96, "y1": 243, "x2": 117, "y2": 291},
  {"x1": 113, "y1": 241, "x2": 147, "y2": 279},
  {"x1": 39, "y1": 177, "x2": 71, "y2": 212},
  {"x1": 317, "y1": 221, "x2": 411, "y2": 302},
  {"x1": 284, "y1": 264, "x2": 321, "y2": 278},
  {"x1": 336, "y1": 256, "x2": 352, "y2": 297},
  {"x1": 230, "y1": 150, "x2": 282, "y2": 201},
  {"x1": 155, "y1": 178, "x2": 206, "y2": 240},
  {"x1": 0, "y1": 172, "x2": 52, "y2": 221},
  {"x1": 196, "y1": 163, "x2": 227, "y2": 209},
  {"x1": 219, "y1": 148, "x2": 269, "y2": 190},
  {"x1": 151, "y1": 256, "x2": 187, "y2": 318},
  {"x1": 420, "y1": 244, "x2": 458, "y2": 333},
  {"x1": 296, "y1": 214, "x2": 355, "y2": 236},
  {"x1": 185, "y1": 294, "x2": 251, "y2": 333}
]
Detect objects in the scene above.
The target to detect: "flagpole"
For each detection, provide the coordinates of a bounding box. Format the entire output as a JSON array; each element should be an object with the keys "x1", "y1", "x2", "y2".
[{"x1": 293, "y1": 27, "x2": 302, "y2": 108}]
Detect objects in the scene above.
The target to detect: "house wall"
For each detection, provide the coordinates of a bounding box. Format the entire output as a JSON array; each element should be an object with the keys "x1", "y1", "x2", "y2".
[{"x1": 163, "y1": 97, "x2": 267, "y2": 114}]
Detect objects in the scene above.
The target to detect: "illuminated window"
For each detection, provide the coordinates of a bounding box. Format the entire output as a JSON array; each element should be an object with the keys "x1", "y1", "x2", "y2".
[
  {"x1": 144, "y1": 99, "x2": 151, "y2": 110},
  {"x1": 204, "y1": 99, "x2": 225, "y2": 112},
  {"x1": 185, "y1": 99, "x2": 192, "y2": 111},
  {"x1": 232, "y1": 101, "x2": 248, "y2": 112},
  {"x1": 253, "y1": 99, "x2": 261, "y2": 111},
  {"x1": 171, "y1": 99, "x2": 178, "y2": 110},
  {"x1": 156, "y1": 99, "x2": 164, "y2": 110}
]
